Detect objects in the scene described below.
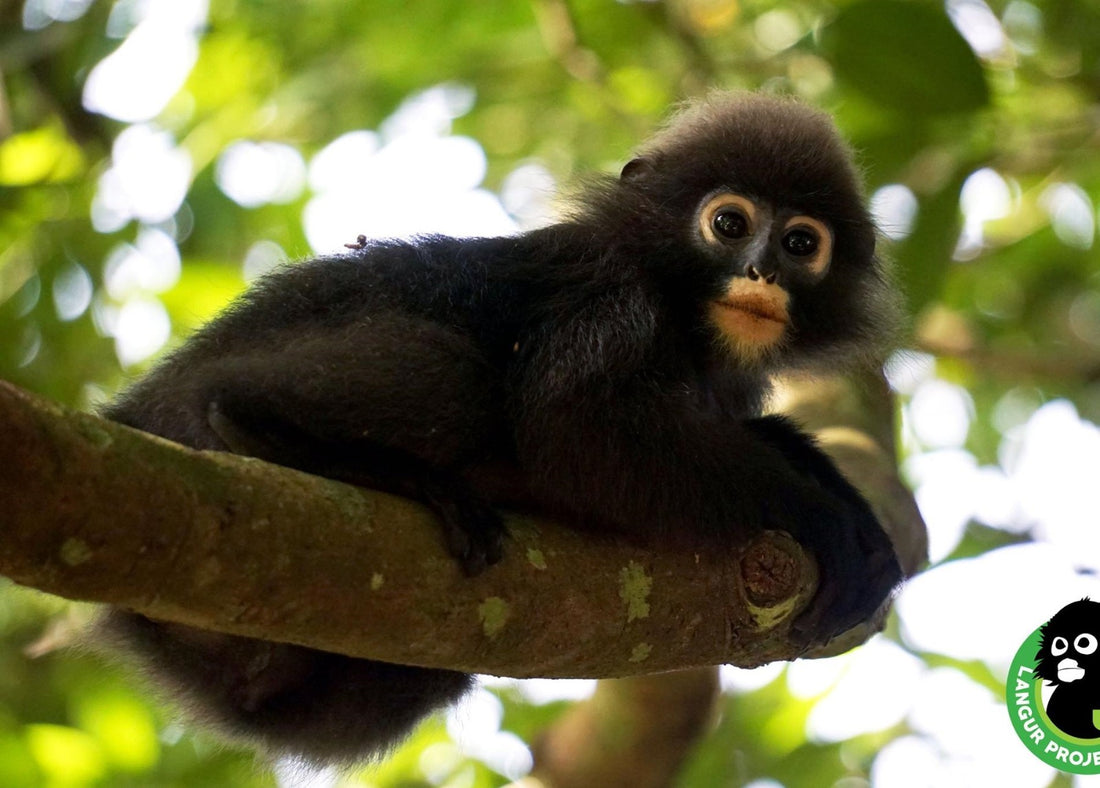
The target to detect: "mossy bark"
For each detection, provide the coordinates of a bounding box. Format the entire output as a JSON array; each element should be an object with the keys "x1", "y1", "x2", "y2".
[{"x1": 0, "y1": 380, "x2": 828, "y2": 678}]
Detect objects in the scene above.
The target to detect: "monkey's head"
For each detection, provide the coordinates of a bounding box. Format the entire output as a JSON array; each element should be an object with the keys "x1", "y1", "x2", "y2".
[
  {"x1": 597, "y1": 92, "x2": 899, "y2": 369},
  {"x1": 1035, "y1": 599, "x2": 1100, "y2": 687}
]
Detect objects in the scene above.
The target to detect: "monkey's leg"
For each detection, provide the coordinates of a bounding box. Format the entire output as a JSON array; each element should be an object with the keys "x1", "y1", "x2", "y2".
[
  {"x1": 144, "y1": 311, "x2": 511, "y2": 574},
  {"x1": 207, "y1": 398, "x2": 504, "y2": 574}
]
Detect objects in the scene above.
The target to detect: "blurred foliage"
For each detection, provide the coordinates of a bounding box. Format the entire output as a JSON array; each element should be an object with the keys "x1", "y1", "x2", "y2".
[{"x1": 2, "y1": 0, "x2": 1100, "y2": 785}]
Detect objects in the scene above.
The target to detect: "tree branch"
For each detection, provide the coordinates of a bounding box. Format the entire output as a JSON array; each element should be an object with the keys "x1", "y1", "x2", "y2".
[
  {"x1": 528, "y1": 667, "x2": 721, "y2": 788},
  {"x1": 0, "y1": 379, "x2": 826, "y2": 679}
]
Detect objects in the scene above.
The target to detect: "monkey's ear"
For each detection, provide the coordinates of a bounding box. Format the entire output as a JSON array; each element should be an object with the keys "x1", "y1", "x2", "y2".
[{"x1": 620, "y1": 157, "x2": 656, "y2": 182}]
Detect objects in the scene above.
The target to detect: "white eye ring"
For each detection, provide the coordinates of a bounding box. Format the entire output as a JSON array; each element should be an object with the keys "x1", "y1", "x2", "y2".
[
  {"x1": 1052, "y1": 636, "x2": 1069, "y2": 656},
  {"x1": 1076, "y1": 633, "x2": 1098, "y2": 655},
  {"x1": 699, "y1": 193, "x2": 758, "y2": 246},
  {"x1": 782, "y1": 215, "x2": 833, "y2": 279}
]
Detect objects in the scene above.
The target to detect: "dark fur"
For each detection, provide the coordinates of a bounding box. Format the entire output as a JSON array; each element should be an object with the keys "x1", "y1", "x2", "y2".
[
  {"x1": 1035, "y1": 599, "x2": 1100, "y2": 739},
  {"x1": 101, "y1": 92, "x2": 902, "y2": 764}
]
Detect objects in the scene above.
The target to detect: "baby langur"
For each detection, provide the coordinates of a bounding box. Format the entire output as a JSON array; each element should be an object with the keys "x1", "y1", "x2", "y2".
[{"x1": 101, "y1": 91, "x2": 903, "y2": 765}]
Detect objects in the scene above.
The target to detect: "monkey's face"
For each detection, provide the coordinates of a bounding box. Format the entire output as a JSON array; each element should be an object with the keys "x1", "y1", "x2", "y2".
[
  {"x1": 601, "y1": 92, "x2": 899, "y2": 370},
  {"x1": 694, "y1": 191, "x2": 833, "y2": 363},
  {"x1": 1036, "y1": 600, "x2": 1100, "y2": 686}
]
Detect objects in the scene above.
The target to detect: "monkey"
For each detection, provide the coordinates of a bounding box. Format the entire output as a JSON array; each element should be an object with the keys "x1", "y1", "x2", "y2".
[
  {"x1": 99, "y1": 91, "x2": 903, "y2": 765},
  {"x1": 1035, "y1": 599, "x2": 1100, "y2": 739}
]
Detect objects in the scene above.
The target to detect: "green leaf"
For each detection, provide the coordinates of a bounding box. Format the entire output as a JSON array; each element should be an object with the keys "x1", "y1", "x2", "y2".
[
  {"x1": 26, "y1": 724, "x2": 106, "y2": 784},
  {"x1": 0, "y1": 124, "x2": 86, "y2": 186},
  {"x1": 72, "y1": 687, "x2": 160, "y2": 772},
  {"x1": 821, "y1": 0, "x2": 990, "y2": 117}
]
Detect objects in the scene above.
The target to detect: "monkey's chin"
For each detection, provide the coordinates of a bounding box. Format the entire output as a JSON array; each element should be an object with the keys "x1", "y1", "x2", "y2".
[{"x1": 709, "y1": 301, "x2": 788, "y2": 362}]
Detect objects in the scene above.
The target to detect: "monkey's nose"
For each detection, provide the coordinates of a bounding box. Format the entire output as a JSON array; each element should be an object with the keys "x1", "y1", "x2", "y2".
[{"x1": 745, "y1": 265, "x2": 777, "y2": 285}]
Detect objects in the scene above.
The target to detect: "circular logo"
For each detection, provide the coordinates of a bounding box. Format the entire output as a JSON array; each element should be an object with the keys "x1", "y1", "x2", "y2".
[{"x1": 1008, "y1": 599, "x2": 1100, "y2": 773}]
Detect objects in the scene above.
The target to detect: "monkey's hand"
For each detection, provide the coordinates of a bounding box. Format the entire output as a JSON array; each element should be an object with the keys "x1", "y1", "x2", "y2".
[
  {"x1": 207, "y1": 399, "x2": 505, "y2": 575},
  {"x1": 746, "y1": 416, "x2": 902, "y2": 649}
]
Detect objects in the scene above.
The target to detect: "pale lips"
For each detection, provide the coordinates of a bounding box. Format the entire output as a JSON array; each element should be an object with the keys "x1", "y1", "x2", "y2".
[{"x1": 713, "y1": 295, "x2": 788, "y2": 326}]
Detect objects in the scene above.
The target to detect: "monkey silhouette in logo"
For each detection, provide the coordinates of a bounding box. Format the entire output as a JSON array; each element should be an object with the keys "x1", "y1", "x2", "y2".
[
  {"x1": 101, "y1": 92, "x2": 903, "y2": 764},
  {"x1": 1036, "y1": 599, "x2": 1100, "y2": 739}
]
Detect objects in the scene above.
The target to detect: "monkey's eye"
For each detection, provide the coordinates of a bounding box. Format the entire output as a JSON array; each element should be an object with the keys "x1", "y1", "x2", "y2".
[
  {"x1": 782, "y1": 228, "x2": 819, "y2": 256},
  {"x1": 781, "y1": 216, "x2": 833, "y2": 279},
  {"x1": 1052, "y1": 636, "x2": 1069, "y2": 656},
  {"x1": 1076, "y1": 633, "x2": 1098, "y2": 655},
  {"x1": 698, "y1": 193, "x2": 757, "y2": 247},
  {"x1": 713, "y1": 209, "x2": 751, "y2": 240}
]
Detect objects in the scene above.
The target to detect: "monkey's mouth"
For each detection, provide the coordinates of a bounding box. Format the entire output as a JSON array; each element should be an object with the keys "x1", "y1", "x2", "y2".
[
  {"x1": 709, "y1": 283, "x2": 790, "y2": 357},
  {"x1": 713, "y1": 297, "x2": 788, "y2": 326},
  {"x1": 1058, "y1": 658, "x2": 1086, "y2": 683}
]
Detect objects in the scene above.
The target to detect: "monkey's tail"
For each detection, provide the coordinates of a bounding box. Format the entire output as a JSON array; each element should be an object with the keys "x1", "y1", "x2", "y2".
[{"x1": 96, "y1": 610, "x2": 474, "y2": 764}]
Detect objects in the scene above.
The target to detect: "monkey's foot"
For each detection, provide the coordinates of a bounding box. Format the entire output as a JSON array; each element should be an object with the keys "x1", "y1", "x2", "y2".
[
  {"x1": 208, "y1": 400, "x2": 282, "y2": 457},
  {"x1": 421, "y1": 482, "x2": 505, "y2": 576}
]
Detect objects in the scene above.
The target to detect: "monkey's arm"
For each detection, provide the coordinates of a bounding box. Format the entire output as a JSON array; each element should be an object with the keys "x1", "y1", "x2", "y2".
[{"x1": 515, "y1": 290, "x2": 900, "y2": 645}]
